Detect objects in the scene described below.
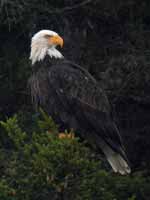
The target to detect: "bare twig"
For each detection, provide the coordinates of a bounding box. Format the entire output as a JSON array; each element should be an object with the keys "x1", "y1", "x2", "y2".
[
  {"x1": 38, "y1": 0, "x2": 93, "y2": 14},
  {"x1": 57, "y1": 0, "x2": 93, "y2": 12}
]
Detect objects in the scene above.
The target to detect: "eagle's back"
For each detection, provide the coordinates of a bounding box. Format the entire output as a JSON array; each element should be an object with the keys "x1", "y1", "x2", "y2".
[{"x1": 29, "y1": 58, "x2": 131, "y2": 174}]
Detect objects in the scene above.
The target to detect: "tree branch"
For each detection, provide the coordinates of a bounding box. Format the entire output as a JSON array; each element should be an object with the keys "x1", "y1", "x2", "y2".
[
  {"x1": 38, "y1": 0, "x2": 93, "y2": 14},
  {"x1": 57, "y1": 0, "x2": 93, "y2": 13}
]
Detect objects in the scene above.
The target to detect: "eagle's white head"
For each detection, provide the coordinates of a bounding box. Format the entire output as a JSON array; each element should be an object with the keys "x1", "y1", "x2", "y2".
[{"x1": 30, "y1": 30, "x2": 64, "y2": 65}]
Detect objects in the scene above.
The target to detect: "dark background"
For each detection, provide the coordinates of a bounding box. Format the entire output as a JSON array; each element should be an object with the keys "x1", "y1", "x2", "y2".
[{"x1": 1, "y1": 0, "x2": 150, "y2": 172}]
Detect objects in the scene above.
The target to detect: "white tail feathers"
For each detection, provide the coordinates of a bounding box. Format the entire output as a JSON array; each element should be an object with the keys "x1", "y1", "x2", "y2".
[{"x1": 101, "y1": 141, "x2": 131, "y2": 175}]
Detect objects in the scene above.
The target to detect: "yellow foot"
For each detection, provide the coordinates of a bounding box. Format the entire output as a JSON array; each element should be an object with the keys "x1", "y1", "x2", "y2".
[{"x1": 58, "y1": 133, "x2": 75, "y2": 139}]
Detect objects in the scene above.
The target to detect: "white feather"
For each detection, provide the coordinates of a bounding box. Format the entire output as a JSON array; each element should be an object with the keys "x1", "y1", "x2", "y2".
[
  {"x1": 99, "y1": 139, "x2": 131, "y2": 175},
  {"x1": 30, "y1": 30, "x2": 63, "y2": 65},
  {"x1": 48, "y1": 48, "x2": 64, "y2": 59}
]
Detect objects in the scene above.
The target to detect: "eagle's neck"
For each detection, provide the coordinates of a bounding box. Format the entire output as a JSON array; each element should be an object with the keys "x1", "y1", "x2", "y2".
[
  {"x1": 30, "y1": 45, "x2": 63, "y2": 65},
  {"x1": 47, "y1": 48, "x2": 64, "y2": 60},
  {"x1": 31, "y1": 55, "x2": 66, "y2": 72}
]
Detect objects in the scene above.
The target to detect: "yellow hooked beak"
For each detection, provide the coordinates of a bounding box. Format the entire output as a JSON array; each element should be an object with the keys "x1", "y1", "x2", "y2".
[{"x1": 48, "y1": 35, "x2": 64, "y2": 48}]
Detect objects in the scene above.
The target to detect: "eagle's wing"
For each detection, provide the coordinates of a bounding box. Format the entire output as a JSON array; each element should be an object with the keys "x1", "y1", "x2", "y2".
[
  {"x1": 49, "y1": 63, "x2": 119, "y2": 144},
  {"x1": 48, "y1": 62, "x2": 131, "y2": 174}
]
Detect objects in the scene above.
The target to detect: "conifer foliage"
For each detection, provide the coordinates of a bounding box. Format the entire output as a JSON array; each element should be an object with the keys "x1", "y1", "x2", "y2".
[{"x1": 0, "y1": 111, "x2": 149, "y2": 200}]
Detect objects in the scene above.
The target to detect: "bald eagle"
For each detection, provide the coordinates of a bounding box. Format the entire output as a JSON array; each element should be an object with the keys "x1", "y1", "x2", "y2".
[{"x1": 29, "y1": 30, "x2": 131, "y2": 175}]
